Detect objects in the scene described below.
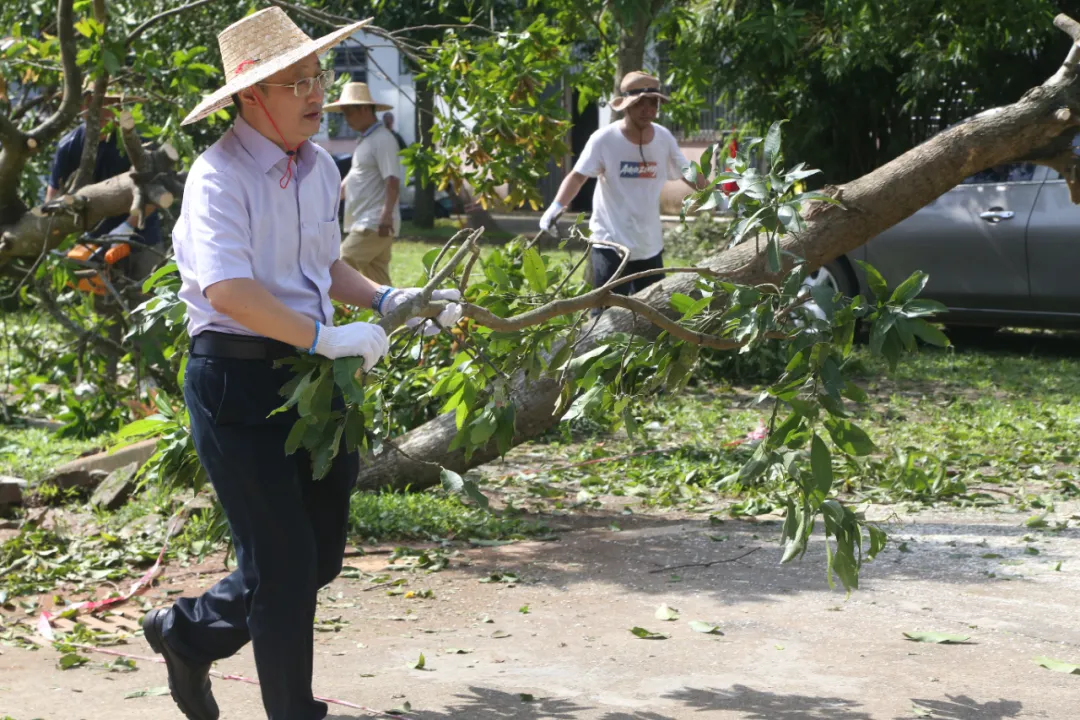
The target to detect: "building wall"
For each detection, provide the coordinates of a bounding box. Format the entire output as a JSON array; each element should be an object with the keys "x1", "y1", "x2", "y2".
[{"x1": 314, "y1": 30, "x2": 417, "y2": 157}]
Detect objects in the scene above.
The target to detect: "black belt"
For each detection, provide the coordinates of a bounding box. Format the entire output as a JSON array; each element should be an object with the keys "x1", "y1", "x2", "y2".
[{"x1": 190, "y1": 331, "x2": 299, "y2": 361}]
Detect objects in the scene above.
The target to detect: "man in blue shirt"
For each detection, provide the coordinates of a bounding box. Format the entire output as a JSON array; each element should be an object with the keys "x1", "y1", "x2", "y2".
[{"x1": 47, "y1": 84, "x2": 162, "y2": 281}]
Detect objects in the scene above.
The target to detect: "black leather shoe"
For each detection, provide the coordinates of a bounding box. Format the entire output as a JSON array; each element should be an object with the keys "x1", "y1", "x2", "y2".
[{"x1": 142, "y1": 608, "x2": 219, "y2": 720}]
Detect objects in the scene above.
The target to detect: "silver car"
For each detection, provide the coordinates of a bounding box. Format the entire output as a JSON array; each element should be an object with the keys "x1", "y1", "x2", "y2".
[{"x1": 810, "y1": 163, "x2": 1080, "y2": 328}]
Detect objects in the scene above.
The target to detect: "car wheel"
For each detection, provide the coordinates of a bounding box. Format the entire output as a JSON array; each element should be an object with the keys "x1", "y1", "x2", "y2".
[{"x1": 801, "y1": 260, "x2": 853, "y2": 320}]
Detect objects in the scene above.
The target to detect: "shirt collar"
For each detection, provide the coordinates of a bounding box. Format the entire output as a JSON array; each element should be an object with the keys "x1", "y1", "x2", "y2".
[
  {"x1": 232, "y1": 115, "x2": 316, "y2": 178},
  {"x1": 360, "y1": 121, "x2": 382, "y2": 139}
]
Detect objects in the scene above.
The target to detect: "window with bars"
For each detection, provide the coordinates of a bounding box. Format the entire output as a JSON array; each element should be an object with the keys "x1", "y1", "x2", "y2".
[{"x1": 330, "y1": 47, "x2": 368, "y2": 139}]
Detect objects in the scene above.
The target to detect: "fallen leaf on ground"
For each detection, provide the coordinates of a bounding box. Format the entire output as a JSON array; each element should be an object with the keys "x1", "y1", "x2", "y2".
[
  {"x1": 655, "y1": 604, "x2": 679, "y2": 621},
  {"x1": 688, "y1": 621, "x2": 723, "y2": 635},
  {"x1": 125, "y1": 687, "x2": 170, "y2": 699},
  {"x1": 1034, "y1": 656, "x2": 1080, "y2": 674},
  {"x1": 630, "y1": 626, "x2": 669, "y2": 640},
  {"x1": 903, "y1": 632, "x2": 971, "y2": 644}
]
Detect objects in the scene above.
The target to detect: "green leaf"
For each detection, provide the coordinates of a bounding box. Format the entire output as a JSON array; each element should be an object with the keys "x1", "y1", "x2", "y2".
[
  {"x1": 141, "y1": 262, "x2": 179, "y2": 293},
  {"x1": 311, "y1": 422, "x2": 344, "y2": 480},
  {"x1": 1034, "y1": 656, "x2": 1080, "y2": 674},
  {"x1": 630, "y1": 626, "x2": 669, "y2": 640},
  {"x1": 463, "y1": 480, "x2": 490, "y2": 510},
  {"x1": 890, "y1": 271, "x2": 929, "y2": 304},
  {"x1": 285, "y1": 416, "x2": 313, "y2": 455},
  {"x1": 344, "y1": 411, "x2": 366, "y2": 453},
  {"x1": 902, "y1": 632, "x2": 971, "y2": 644},
  {"x1": 810, "y1": 282, "x2": 835, "y2": 320},
  {"x1": 332, "y1": 357, "x2": 368, "y2": 404},
  {"x1": 904, "y1": 299, "x2": 948, "y2": 317},
  {"x1": 909, "y1": 319, "x2": 950, "y2": 347},
  {"x1": 103, "y1": 49, "x2": 120, "y2": 75},
  {"x1": 440, "y1": 467, "x2": 465, "y2": 494},
  {"x1": 124, "y1": 686, "x2": 170, "y2": 699},
  {"x1": 522, "y1": 248, "x2": 547, "y2": 293},
  {"x1": 688, "y1": 621, "x2": 723, "y2": 635},
  {"x1": 767, "y1": 237, "x2": 781, "y2": 273},
  {"x1": 823, "y1": 417, "x2": 875, "y2": 456},
  {"x1": 810, "y1": 434, "x2": 833, "y2": 499},
  {"x1": 654, "y1": 604, "x2": 679, "y2": 621},
  {"x1": 857, "y1": 261, "x2": 888, "y2": 302},
  {"x1": 58, "y1": 652, "x2": 89, "y2": 670},
  {"x1": 764, "y1": 120, "x2": 785, "y2": 166}
]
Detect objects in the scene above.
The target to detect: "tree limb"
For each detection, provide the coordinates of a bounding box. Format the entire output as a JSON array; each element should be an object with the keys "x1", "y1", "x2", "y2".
[
  {"x1": 354, "y1": 13, "x2": 1080, "y2": 494},
  {"x1": 28, "y1": 0, "x2": 82, "y2": 146},
  {"x1": 70, "y1": 0, "x2": 109, "y2": 192},
  {"x1": 126, "y1": 0, "x2": 218, "y2": 46}
]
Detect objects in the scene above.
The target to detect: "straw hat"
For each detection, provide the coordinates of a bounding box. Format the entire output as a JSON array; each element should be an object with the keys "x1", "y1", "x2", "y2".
[
  {"x1": 323, "y1": 82, "x2": 392, "y2": 112},
  {"x1": 609, "y1": 71, "x2": 670, "y2": 112},
  {"x1": 181, "y1": 7, "x2": 371, "y2": 126}
]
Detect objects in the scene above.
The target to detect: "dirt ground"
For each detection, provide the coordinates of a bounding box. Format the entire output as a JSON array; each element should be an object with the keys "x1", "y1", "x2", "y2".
[{"x1": 2, "y1": 501, "x2": 1079, "y2": 720}]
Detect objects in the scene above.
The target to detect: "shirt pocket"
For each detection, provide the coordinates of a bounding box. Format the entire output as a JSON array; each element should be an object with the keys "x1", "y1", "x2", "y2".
[{"x1": 317, "y1": 219, "x2": 340, "y2": 266}]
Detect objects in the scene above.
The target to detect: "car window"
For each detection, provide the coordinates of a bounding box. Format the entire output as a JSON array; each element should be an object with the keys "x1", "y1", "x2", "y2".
[{"x1": 961, "y1": 163, "x2": 1036, "y2": 185}]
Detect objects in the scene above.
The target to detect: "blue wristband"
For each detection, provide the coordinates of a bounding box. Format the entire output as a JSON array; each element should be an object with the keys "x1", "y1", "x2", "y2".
[
  {"x1": 308, "y1": 321, "x2": 321, "y2": 355},
  {"x1": 375, "y1": 286, "x2": 396, "y2": 314}
]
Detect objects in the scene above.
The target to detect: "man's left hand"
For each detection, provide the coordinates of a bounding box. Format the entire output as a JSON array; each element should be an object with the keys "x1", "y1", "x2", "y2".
[{"x1": 380, "y1": 287, "x2": 463, "y2": 336}]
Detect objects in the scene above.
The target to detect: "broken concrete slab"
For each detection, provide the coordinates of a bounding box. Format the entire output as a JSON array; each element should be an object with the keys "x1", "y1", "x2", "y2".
[
  {"x1": 90, "y1": 462, "x2": 139, "y2": 511},
  {"x1": 43, "y1": 438, "x2": 158, "y2": 490},
  {"x1": 0, "y1": 476, "x2": 26, "y2": 506}
]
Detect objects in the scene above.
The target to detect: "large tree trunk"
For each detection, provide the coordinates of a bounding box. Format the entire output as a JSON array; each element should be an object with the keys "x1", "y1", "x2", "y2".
[
  {"x1": 412, "y1": 75, "x2": 437, "y2": 229},
  {"x1": 611, "y1": 0, "x2": 668, "y2": 118},
  {"x1": 356, "y1": 16, "x2": 1080, "y2": 492}
]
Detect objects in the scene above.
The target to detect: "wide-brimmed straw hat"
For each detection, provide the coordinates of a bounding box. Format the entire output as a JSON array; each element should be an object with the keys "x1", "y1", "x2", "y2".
[
  {"x1": 181, "y1": 7, "x2": 371, "y2": 126},
  {"x1": 323, "y1": 82, "x2": 392, "y2": 112},
  {"x1": 609, "y1": 71, "x2": 670, "y2": 112}
]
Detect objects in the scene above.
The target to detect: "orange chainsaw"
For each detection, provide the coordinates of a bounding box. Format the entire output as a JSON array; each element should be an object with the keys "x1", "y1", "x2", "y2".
[{"x1": 65, "y1": 241, "x2": 130, "y2": 295}]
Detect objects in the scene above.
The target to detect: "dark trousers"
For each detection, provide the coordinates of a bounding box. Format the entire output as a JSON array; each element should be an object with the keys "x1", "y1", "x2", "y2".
[
  {"x1": 162, "y1": 353, "x2": 358, "y2": 720},
  {"x1": 592, "y1": 247, "x2": 665, "y2": 295}
]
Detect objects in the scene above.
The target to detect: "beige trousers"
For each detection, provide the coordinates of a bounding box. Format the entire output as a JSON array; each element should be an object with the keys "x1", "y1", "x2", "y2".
[{"x1": 341, "y1": 228, "x2": 393, "y2": 286}]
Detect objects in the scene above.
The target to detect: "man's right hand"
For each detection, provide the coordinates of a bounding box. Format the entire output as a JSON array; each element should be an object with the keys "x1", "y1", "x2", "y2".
[
  {"x1": 539, "y1": 200, "x2": 564, "y2": 234},
  {"x1": 314, "y1": 321, "x2": 389, "y2": 369}
]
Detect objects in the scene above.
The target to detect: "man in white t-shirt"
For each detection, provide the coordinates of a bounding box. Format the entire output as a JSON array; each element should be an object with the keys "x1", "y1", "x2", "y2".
[
  {"x1": 540, "y1": 71, "x2": 705, "y2": 295},
  {"x1": 324, "y1": 82, "x2": 402, "y2": 285}
]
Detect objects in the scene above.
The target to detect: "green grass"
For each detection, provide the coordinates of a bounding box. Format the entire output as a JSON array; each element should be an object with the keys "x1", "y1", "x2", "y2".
[
  {"x1": 399, "y1": 218, "x2": 516, "y2": 244},
  {"x1": 492, "y1": 336, "x2": 1080, "y2": 515},
  {"x1": 389, "y1": 239, "x2": 586, "y2": 288},
  {"x1": 0, "y1": 426, "x2": 102, "y2": 484},
  {"x1": 349, "y1": 488, "x2": 548, "y2": 542}
]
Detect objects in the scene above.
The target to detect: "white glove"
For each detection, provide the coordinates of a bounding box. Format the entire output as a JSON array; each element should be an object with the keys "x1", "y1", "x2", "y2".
[
  {"x1": 381, "y1": 288, "x2": 463, "y2": 336},
  {"x1": 313, "y1": 321, "x2": 388, "y2": 369},
  {"x1": 108, "y1": 219, "x2": 136, "y2": 237},
  {"x1": 539, "y1": 200, "x2": 564, "y2": 233}
]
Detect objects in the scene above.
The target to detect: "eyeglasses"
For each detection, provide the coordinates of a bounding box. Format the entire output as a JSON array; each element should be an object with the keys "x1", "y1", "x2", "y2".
[{"x1": 257, "y1": 69, "x2": 335, "y2": 98}]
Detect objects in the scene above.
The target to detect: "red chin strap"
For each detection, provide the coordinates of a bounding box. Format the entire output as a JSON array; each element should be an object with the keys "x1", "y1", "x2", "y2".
[{"x1": 251, "y1": 92, "x2": 299, "y2": 189}]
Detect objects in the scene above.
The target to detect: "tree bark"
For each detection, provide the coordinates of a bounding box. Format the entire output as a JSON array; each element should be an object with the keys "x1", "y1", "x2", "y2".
[
  {"x1": 412, "y1": 74, "x2": 437, "y2": 229},
  {"x1": 0, "y1": 139, "x2": 180, "y2": 263},
  {"x1": 356, "y1": 15, "x2": 1080, "y2": 492}
]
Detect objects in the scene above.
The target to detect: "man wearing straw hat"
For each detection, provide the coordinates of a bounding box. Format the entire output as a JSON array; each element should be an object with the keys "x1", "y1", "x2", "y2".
[
  {"x1": 539, "y1": 71, "x2": 705, "y2": 295},
  {"x1": 139, "y1": 9, "x2": 460, "y2": 720},
  {"x1": 324, "y1": 82, "x2": 402, "y2": 286}
]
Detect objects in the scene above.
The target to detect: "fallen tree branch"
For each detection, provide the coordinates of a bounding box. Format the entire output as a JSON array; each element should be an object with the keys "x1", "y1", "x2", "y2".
[
  {"x1": 353, "y1": 15, "x2": 1080, "y2": 495},
  {"x1": 647, "y1": 547, "x2": 762, "y2": 573}
]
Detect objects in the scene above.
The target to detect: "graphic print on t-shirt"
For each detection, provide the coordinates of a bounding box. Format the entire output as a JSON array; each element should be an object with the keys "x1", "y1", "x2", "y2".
[{"x1": 619, "y1": 160, "x2": 657, "y2": 179}]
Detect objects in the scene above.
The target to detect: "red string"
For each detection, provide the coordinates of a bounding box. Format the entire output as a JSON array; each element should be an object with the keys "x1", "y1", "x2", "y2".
[{"x1": 251, "y1": 92, "x2": 299, "y2": 189}]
